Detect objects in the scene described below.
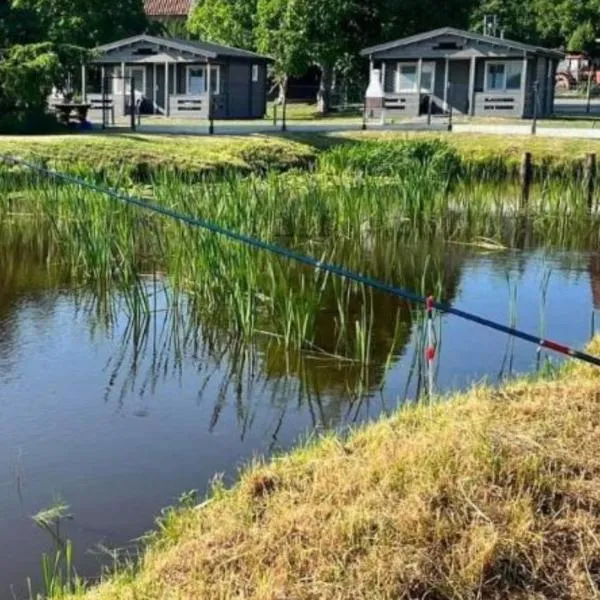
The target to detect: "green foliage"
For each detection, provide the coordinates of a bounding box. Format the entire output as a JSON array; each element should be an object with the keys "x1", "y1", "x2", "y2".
[
  {"x1": 256, "y1": 0, "x2": 311, "y2": 83},
  {"x1": 473, "y1": 0, "x2": 600, "y2": 49},
  {"x1": 318, "y1": 139, "x2": 462, "y2": 182},
  {"x1": 568, "y1": 22, "x2": 597, "y2": 54},
  {"x1": 11, "y1": 0, "x2": 150, "y2": 47},
  {"x1": 187, "y1": 0, "x2": 257, "y2": 48},
  {"x1": 0, "y1": 42, "x2": 88, "y2": 112}
]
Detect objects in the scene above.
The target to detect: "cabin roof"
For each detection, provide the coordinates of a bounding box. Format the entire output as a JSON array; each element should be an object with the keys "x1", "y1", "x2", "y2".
[
  {"x1": 94, "y1": 34, "x2": 271, "y2": 61},
  {"x1": 361, "y1": 27, "x2": 564, "y2": 59}
]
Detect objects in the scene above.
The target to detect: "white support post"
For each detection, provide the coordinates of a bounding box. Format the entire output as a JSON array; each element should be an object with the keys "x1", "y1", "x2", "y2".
[
  {"x1": 81, "y1": 64, "x2": 87, "y2": 102},
  {"x1": 207, "y1": 61, "x2": 212, "y2": 119},
  {"x1": 165, "y1": 61, "x2": 169, "y2": 116},
  {"x1": 381, "y1": 61, "x2": 386, "y2": 92},
  {"x1": 153, "y1": 63, "x2": 157, "y2": 114},
  {"x1": 468, "y1": 56, "x2": 476, "y2": 116},
  {"x1": 121, "y1": 61, "x2": 126, "y2": 115},
  {"x1": 443, "y1": 57, "x2": 449, "y2": 112},
  {"x1": 521, "y1": 55, "x2": 528, "y2": 118}
]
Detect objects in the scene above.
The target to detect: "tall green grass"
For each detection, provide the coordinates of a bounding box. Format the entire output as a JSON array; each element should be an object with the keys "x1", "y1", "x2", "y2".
[{"x1": 1, "y1": 140, "x2": 599, "y2": 369}]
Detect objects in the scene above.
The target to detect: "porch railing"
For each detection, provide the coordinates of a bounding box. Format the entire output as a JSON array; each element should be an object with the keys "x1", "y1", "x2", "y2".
[{"x1": 168, "y1": 95, "x2": 208, "y2": 118}]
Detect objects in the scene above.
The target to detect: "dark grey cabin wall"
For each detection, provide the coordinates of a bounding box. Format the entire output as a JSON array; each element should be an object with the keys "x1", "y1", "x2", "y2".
[
  {"x1": 448, "y1": 59, "x2": 470, "y2": 114},
  {"x1": 227, "y1": 61, "x2": 251, "y2": 118},
  {"x1": 432, "y1": 59, "x2": 445, "y2": 111},
  {"x1": 145, "y1": 65, "x2": 154, "y2": 113},
  {"x1": 523, "y1": 58, "x2": 536, "y2": 117},
  {"x1": 474, "y1": 59, "x2": 485, "y2": 91},
  {"x1": 250, "y1": 63, "x2": 267, "y2": 118}
]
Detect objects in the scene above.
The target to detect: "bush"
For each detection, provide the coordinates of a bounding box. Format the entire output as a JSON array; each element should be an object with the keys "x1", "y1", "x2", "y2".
[
  {"x1": 0, "y1": 111, "x2": 67, "y2": 134},
  {"x1": 318, "y1": 138, "x2": 462, "y2": 182}
]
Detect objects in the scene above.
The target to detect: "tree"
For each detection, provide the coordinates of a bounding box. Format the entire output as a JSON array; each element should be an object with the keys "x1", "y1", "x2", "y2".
[
  {"x1": 187, "y1": 0, "x2": 257, "y2": 49},
  {"x1": 0, "y1": 42, "x2": 89, "y2": 111},
  {"x1": 255, "y1": 0, "x2": 311, "y2": 113},
  {"x1": 11, "y1": 0, "x2": 150, "y2": 47},
  {"x1": 568, "y1": 21, "x2": 597, "y2": 54}
]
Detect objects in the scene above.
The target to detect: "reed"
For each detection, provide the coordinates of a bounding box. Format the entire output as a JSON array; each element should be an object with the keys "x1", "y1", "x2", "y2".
[{"x1": 2, "y1": 143, "x2": 600, "y2": 372}]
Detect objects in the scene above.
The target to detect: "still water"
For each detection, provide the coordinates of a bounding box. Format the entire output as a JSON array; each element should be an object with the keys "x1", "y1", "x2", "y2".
[{"x1": 0, "y1": 240, "x2": 599, "y2": 596}]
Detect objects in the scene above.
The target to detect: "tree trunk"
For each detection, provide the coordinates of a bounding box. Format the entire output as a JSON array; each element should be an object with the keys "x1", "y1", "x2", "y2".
[
  {"x1": 280, "y1": 75, "x2": 288, "y2": 131},
  {"x1": 316, "y1": 62, "x2": 333, "y2": 115}
]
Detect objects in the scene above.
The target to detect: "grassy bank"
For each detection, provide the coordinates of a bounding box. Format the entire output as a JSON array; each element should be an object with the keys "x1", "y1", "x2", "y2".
[
  {"x1": 339, "y1": 131, "x2": 600, "y2": 179},
  {"x1": 61, "y1": 340, "x2": 600, "y2": 599},
  {"x1": 0, "y1": 134, "x2": 317, "y2": 180},
  {"x1": 3, "y1": 130, "x2": 600, "y2": 182}
]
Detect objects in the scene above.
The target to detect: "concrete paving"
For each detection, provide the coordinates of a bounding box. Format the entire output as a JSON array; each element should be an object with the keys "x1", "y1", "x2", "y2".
[{"x1": 131, "y1": 120, "x2": 449, "y2": 136}]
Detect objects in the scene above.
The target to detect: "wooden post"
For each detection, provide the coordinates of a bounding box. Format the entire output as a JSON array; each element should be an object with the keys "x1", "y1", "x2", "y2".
[
  {"x1": 281, "y1": 77, "x2": 288, "y2": 132},
  {"x1": 531, "y1": 80, "x2": 539, "y2": 135},
  {"x1": 520, "y1": 152, "x2": 533, "y2": 211},
  {"x1": 587, "y1": 67, "x2": 593, "y2": 114},
  {"x1": 164, "y1": 61, "x2": 169, "y2": 116},
  {"x1": 207, "y1": 61, "x2": 214, "y2": 134},
  {"x1": 81, "y1": 64, "x2": 87, "y2": 102},
  {"x1": 416, "y1": 57, "x2": 423, "y2": 115},
  {"x1": 585, "y1": 152, "x2": 596, "y2": 211}
]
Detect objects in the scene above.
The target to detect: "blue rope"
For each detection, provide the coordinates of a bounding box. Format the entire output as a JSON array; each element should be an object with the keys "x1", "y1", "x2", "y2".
[{"x1": 3, "y1": 154, "x2": 600, "y2": 368}]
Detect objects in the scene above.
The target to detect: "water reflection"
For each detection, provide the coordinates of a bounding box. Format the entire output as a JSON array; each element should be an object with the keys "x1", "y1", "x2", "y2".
[{"x1": 2, "y1": 219, "x2": 600, "y2": 596}]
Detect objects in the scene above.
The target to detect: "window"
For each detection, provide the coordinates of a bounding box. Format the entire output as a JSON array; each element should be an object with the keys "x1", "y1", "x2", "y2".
[
  {"x1": 397, "y1": 64, "x2": 417, "y2": 92},
  {"x1": 186, "y1": 65, "x2": 220, "y2": 95},
  {"x1": 113, "y1": 66, "x2": 146, "y2": 96},
  {"x1": 396, "y1": 62, "x2": 435, "y2": 93},
  {"x1": 420, "y1": 62, "x2": 435, "y2": 93},
  {"x1": 252, "y1": 64, "x2": 259, "y2": 82},
  {"x1": 485, "y1": 61, "x2": 522, "y2": 92}
]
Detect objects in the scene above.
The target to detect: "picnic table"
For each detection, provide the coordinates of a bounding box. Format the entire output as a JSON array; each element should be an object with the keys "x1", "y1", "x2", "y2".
[{"x1": 54, "y1": 103, "x2": 91, "y2": 125}]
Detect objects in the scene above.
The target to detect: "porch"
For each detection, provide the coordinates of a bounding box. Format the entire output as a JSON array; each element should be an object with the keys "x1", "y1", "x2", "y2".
[
  {"x1": 82, "y1": 61, "x2": 222, "y2": 120},
  {"x1": 374, "y1": 56, "x2": 530, "y2": 119}
]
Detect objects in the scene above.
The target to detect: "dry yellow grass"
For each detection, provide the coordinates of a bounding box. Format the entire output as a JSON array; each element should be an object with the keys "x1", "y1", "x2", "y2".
[{"x1": 69, "y1": 340, "x2": 600, "y2": 600}]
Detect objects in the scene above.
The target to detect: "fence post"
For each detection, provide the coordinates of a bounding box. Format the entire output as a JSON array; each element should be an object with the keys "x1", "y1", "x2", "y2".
[
  {"x1": 587, "y1": 68, "x2": 593, "y2": 114},
  {"x1": 208, "y1": 96, "x2": 214, "y2": 135},
  {"x1": 447, "y1": 83, "x2": 453, "y2": 131},
  {"x1": 585, "y1": 152, "x2": 596, "y2": 212},
  {"x1": 101, "y1": 75, "x2": 106, "y2": 130},
  {"x1": 281, "y1": 80, "x2": 288, "y2": 132},
  {"x1": 520, "y1": 151, "x2": 533, "y2": 211},
  {"x1": 531, "y1": 81, "x2": 539, "y2": 135},
  {"x1": 427, "y1": 94, "x2": 432, "y2": 126},
  {"x1": 361, "y1": 96, "x2": 367, "y2": 130},
  {"x1": 130, "y1": 77, "x2": 136, "y2": 132}
]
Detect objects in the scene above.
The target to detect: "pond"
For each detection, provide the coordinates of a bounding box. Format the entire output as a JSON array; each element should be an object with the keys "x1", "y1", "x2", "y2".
[{"x1": 1, "y1": 226, "x2": 599, "y2": 596}]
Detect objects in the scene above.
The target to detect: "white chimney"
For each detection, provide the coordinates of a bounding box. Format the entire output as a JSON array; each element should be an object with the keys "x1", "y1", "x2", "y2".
[{"x1": 366, "y1": 68, "x2": 384, "y2": 98}]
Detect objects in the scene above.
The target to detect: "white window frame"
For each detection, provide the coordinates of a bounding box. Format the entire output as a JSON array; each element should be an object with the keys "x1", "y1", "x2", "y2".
[
  {"x1": 484, "y1": 60, "x2": 522, "y2": 92},
  {"x1": 185, "y1": 65, "x2": 221, "y2": 95},
  {"x1": 419, "y1": 62, "x2": 436, "y2": 94},
  {"x1": 113, "y1": 66, "x2": 146, "y2": 96},
  {"x1": 395, "y1": 61, "x2": 435, "y2": 93},
  {"x1": 252, "y1": 64, "x2": 259, "y2": 82}
]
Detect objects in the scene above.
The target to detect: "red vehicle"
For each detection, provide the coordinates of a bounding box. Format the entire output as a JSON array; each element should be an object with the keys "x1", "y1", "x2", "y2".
[{"x1": 556, "y1": 53, "x2": 600, "y2": 90}]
